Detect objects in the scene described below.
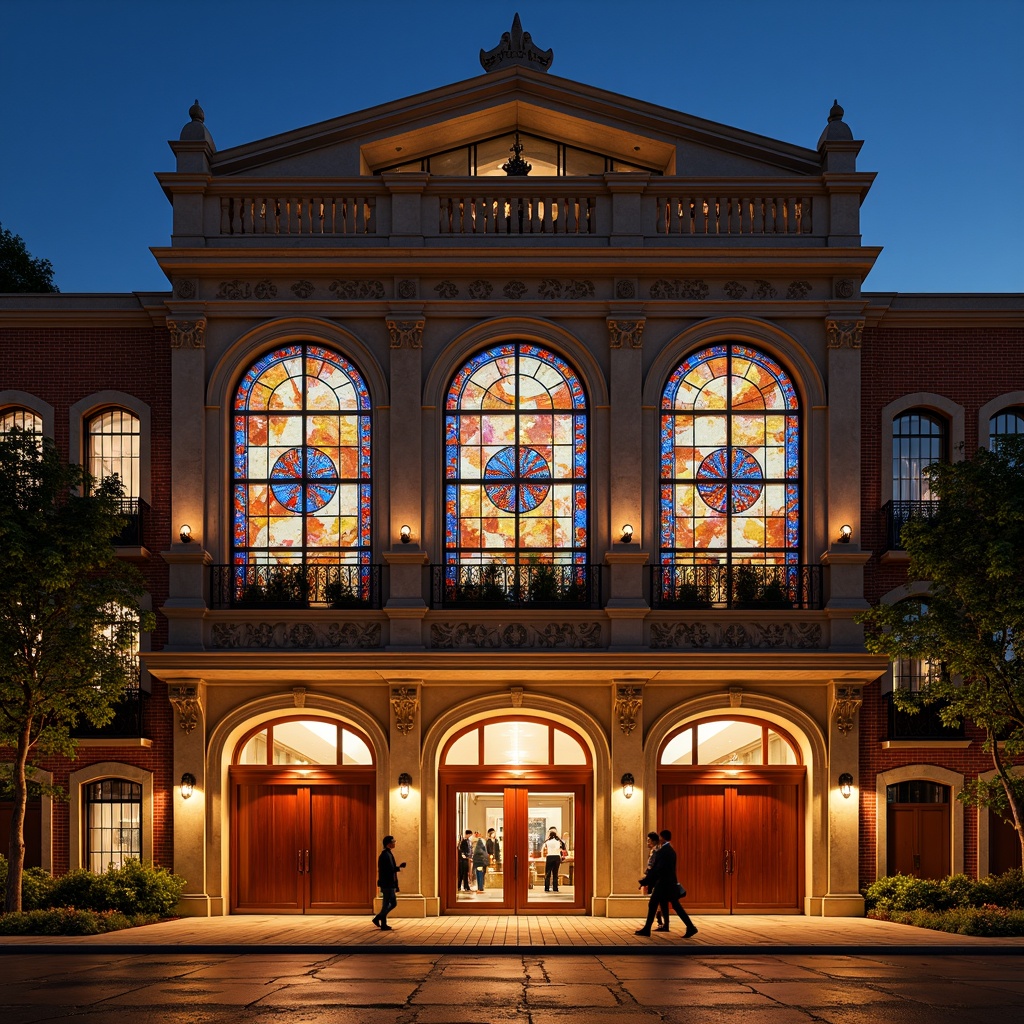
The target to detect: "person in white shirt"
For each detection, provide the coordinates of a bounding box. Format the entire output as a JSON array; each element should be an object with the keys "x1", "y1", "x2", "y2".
[{"x1": 541, "y1": 828, "x2": 565, "y2": 892}]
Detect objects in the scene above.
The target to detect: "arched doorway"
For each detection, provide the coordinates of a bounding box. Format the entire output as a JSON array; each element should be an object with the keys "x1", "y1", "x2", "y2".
[
  {"x1": 886, "y1": 781, "x2": 951, "y2": 879},
  {"x1": 657, "y1": 716, "x2": 804, "y2": 914},
  {"x1": 439, "y1": 717, "x2": 591, "y2": 914},
  {"x1": 229, "y1": 716, "x2": 376, "y2": 913}
]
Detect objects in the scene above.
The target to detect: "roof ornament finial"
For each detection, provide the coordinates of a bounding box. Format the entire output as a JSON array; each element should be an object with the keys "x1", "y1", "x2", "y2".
[
  {"x1": 828, "y1": 99, "x2": 844, "y2": 122},
  {"x1": 188, "y1": 98, "x2": 205, "y2": 123},
  {"x1": 818, "y1": 97, "x2": 853, "y2": 145},
  {"x1": 502, "y1": 131, "x2": 532, "y2": 176},
  {"x1": 480, "y1": 13, "x2": 553, "y2": 73}
]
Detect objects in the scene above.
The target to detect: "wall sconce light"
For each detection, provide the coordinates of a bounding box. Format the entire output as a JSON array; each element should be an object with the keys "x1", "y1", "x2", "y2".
[
  {"x1": 180, "y1": 772, "x2": 196, "y2": 799},
  {"x1": 399, "y1": 524, "x2": 412, "y2": 544},
  {"x1": 838, "y1": 524, "x2": 852, "y2": 544},
  {"x1": 621, "y1": 772, "x2": 635, "y2": 798},
  {"x1": 620, "y1": 523, "x2": 634, "y2": 544},
  {"x1": 398, "y1": 772, "x2": 412, "y2": 799},
  {"x1": 179, "y1": 524, "x2": 192, "y2": 544},
  {"x1": 838, "y1": 772, "x2": 854, "y2": 799}
]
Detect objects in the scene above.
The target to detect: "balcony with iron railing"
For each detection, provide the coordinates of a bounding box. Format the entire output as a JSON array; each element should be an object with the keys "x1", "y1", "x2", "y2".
[
  {"x1": 881, "y1": 500, "x2": 939, "y2": 551},
  {"x1": 430, "y1": 563, "x2": 602, "y2": 610},
  {"x1": 71, "y1": 687, "x2": 149, "y2": 740},
  {"x1": 650, "y1": 563, "x2": 824, "y2": 611},
  {"x1": 209, "y1": 563, "x2": 384, "y2": 610},
  {"x1": 112, "y1": 497, "x2": 149, "y2": 547},
  {"x1": 884, "y1": 692, "x2": 964, "y2": 741}
]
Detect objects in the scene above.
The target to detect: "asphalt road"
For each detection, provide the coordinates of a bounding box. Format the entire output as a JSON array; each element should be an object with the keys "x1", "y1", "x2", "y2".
[{"x1": 4, "y1": 951, "x2": 1024, "y2": 1023}]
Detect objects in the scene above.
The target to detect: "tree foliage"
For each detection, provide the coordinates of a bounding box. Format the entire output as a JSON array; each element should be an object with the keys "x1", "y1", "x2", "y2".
[
  {"x1": 859, "y1": 435, "x2": 1024, "y2": 861},
  {"x1": 0, "y1": 429, "x2": 152, "y2": 911},
  {"x1": 0, "y1": 222, "x2": 58, "y2": 293}
]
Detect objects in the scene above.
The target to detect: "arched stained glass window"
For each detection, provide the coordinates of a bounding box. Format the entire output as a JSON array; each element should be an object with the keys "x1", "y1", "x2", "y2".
[
  {"x1": 233, "y1": 344, "x2": 371, "y2": 568},
  {"x1": 444, "y1": 342, "x2": 587, "y2": 564},
  {"x1": 660, "y1": 344, "x2": 800, "y2": 567}
]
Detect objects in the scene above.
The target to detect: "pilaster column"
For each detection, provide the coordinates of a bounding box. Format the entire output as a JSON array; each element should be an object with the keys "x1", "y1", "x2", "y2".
[
  {"x1": 168, "y1": 677, "x2": 211, "y2": 915},
  {"x1": 387, "y1": 680, "x2": 426, "y2": 916}
]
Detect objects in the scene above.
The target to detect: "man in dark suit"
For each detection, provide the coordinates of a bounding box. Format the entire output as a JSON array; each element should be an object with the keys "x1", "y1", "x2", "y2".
[
  {"x1": 635, "y1": 828, "x2": 698, "y2": 938},
  {"x1": 458, "y1": 828, "x2": 473, "y2": 892},
  {"x1": 371, "y1": 834, "x2": 405, "y2": 930}
]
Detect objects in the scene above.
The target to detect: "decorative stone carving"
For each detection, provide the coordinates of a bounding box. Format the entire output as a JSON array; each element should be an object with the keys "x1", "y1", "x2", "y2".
[
  {"x1": 391, "y1": 686, "x2": 418, "y2": 734},
  {"x1": 431, "y1": 621, "x2": 603, "y2": 649},
  {"x1": 615, "y1": 279, "x2": 637, "y2": 300},
  {"x1": 503, "y1": 280, "x2": 527, "y2": 299},
  {"x1": 167, "y1": 318, "x2": 206, "y2": 349},
  {"x1": 386, "y1": 317, "x2": 425, "y2": 349},
  {"x1": 169, "y1": 685, "x2": 201, "y2": 735},
  {"x1": 209, "y1": 621, "x2": 382, "y2": 649},
  {"x1": 729, "y1": 687, "x2": 743, "y2": 708},
  {"x1": 330, "y1": 279, "x2": 386, "y2": 299},
  {"x1": 292, "y1": 686, "x2": 307, "y2": 708},
  {"x1": 253, "y1": 280, "x2": 277, "y2": 299},
  {"x1": 538, "y1": 279, "x2": 595, "y2": 299},
  {"x1": 834, "y1": 279, "x2": 856, "y2": 299},
  {"x1": 434, "y1": 280, "x2": 459, "y2": 298},
  {"x1": 467, "y1": 279, "x2": 493, "y2": 299},
  {"x1": 832, "y1": 685, "x2": 864, "y2": 735},
  {"x1": 608, "y1": 319, "x2": 645, "y2": 349},
  {"x1": 397, "y1": 279, "x2": 417, "y2": 299},
  {"x1": 614, "y1": 685, "x2": 643, "y2": 735},
  {"x1": 510, "y1": 686, "x2": 524, "y2": 707},
  {"x1": 649, "y1": 621, "x2": 824, "y2": 650},
  {"x1": 826, "y1": 319, "x2": 864, "y2": 349},
  {"x1": 216, "y1": 280, "x2": 251, "y2": 300},
  {"x1": 752, "y1": 280, "x2": 777, "y2": 300},
  {"x1": 787, "y1": 280, "x2": 812, "y2": 299},
  {"x1": 724, "y1": 280, "x2": 747, "y2": 299},
  {"x1": 650, "y1": 279, "x2": 708, "y2": 300},
  {"x1": 175, "y1": 279, "x2": 196, "y2": 299},
  {"x1": 291, "y1": 280, "x2": 315, "y2": 298},
  {"x1": 479, "y1": 13, "x2": 553, "y2": 73}
]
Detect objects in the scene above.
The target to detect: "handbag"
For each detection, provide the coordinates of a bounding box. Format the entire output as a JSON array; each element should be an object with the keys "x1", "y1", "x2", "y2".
[
  {"x1": 560, "y1": 848, "x2": 567, "y2": 861},
  {"x1": 676, "y1": 883, "x2": 687, "y2": 899}
]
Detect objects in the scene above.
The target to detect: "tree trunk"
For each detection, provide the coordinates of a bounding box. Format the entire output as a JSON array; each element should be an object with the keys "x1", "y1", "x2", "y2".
[
  {"x1": 990, "y1": 733, "x2": 1024, "y2": 869},
  {"x1": 4, "y1": 719, "x2": 32, "y2": 914}
]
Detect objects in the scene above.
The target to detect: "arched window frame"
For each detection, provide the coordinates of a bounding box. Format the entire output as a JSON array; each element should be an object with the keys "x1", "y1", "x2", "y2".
[
  {"x1": 891, "y1": 408, "x2": 947, "y2": 503},
  {"x1": 440, "y1": 717, "x2": 591, "y2": 767},
  {"x1": 85, "y1": 407, "x2": 141, "y2": 499},
  {"x1": 659, "y1": 343, "x2": 801, "y2": 568},
  {"x1": 69, "y1": 392, "x2": 152, "y2": 505},
  {"x1": 987, "y1": 405, "x2": 1024, "y2": 450},
  {"x1": 232, "y1": 715, "x2": 376, "y2": 766},
  {"x1": 443, "y1": 341, "x2": 589, "y2": 566},
  {"x1": 231, "y1": 343, "x2": 373, "y2": 569},
  {"x1": 658, "y1": 715, "x2": 802, "y2": 766},
  {"x1": 880, "y1": 394, "x2": 964, "y2": 506},
  {"x1": 0, "y1": 392, "x2": 54, "y2": 443},
  {"x1": 68, "y1": 762, "x2": 153, "y2": 872}
]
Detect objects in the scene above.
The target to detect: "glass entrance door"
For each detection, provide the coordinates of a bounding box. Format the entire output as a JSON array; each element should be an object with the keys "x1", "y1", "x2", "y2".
[{"x1": 446, "y1": 782, "x2": 584, "y2": 913}]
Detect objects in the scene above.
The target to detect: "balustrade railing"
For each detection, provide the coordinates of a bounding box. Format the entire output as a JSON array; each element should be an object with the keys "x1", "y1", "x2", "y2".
[
  {"x1": 885, "y1": 692, "x2": 964, "y2": 740},
  {"x1": 210, "y1": 563, "x2": 383, "y2": 609},
  {"x1": 437, "y1": 193, "x2": 595, "y2": 235},
  {"x1": 112, "y1": 497, "x2": 148, "y2": 547},
  {"x1": 431, "y1": 563, "x2": 602, "y2": 609},
  {"x1": 653, "y1": 194, "x2": 812, "y2": 236},
  {"x1": 650, "y1": 563, "x2": 823, "y2": 610},
  {"x1": 881, "y1": 500, "x2": 939, "y2": 551},
  {"x1": 219, "y1": 195, "x2": 377, "y2": 235}
]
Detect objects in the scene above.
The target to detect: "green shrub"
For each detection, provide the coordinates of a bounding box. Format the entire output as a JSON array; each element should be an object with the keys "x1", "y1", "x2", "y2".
[
  {"x1": 0, "y1": 907, "x2": 147, "y2": 936},
  {"x1": 939, "y1": 873, "x2": 983, "y2": 909},
  {"x1": 982, "y1": 867, "x2": 1024, "y2": 909},
  {"x1": 863, "y1": 873, "x2": 949, "y2": 912},
  {"x1": 100, "y1": 859, "x2": 186, "y2": 916},
  {"x1": 47, "y1": 869, "x2": 106, "y2": 911},
  {"x1": 869, "y1": 906, "x2": 1024, "y2": 937},
  {"x1": 0, "y1": 856, "x2": 55, "y2": 910}
]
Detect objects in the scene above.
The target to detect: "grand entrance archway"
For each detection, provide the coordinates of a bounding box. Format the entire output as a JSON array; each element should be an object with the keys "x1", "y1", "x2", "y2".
[
  {"x1": 440, "y1": 718, "x2": 591, "y2": 914},
  {"x1": 658, "y1": 717, "x2": 804, "y2": 914},
  {"x1": 229, "y1": 717, "x2": 376, "y2": 914}
]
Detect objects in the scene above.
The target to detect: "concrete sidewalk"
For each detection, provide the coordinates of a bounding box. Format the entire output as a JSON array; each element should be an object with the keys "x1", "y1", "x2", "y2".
[{"x1": 3, "y1": 913, "x2": 1023, "y2": 955}]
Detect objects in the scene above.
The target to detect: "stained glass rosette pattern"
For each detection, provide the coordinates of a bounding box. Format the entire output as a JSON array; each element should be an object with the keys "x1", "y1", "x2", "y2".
[
  {"x1": 233, "y1": 344, "x2": 371, "y2": 566},
  {"x1": 445, "y1": 342, "x2": 587, "y2": 564},
  {"x1": 660, "y1": 344, "x2": 799, "y2": 566}
]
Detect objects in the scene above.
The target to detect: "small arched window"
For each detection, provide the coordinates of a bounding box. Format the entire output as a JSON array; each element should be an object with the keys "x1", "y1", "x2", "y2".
[
  {"x1": 442, "y1": 718, "x2": 589, "y2": 766},
  {"x1": 892, "y1": 410, "x2": 946, "y2": 503},
  {"x1": 233, "y1": 717, "x2": 374, "y2": 765},
  {"x1": 88, "y1": 408, "x2": 140, "y2": 498},
  {"x1": 85, "y1": 779, "x2": 142, "y2": 872},
  {"x1": 989, "y1": 407, "x2": 1024, "y2": 450},
  {"x1": 0, "y1": 407, "x2": 43, "y2": 438},
  {"x1": 660, "y1": 717, "x2": 800, "y2": 766},
  {"x1": 891, "y1": 599, "x2": 938, "y2": 692}
]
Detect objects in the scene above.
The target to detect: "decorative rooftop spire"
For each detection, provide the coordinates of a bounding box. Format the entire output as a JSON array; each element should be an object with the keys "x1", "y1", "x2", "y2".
[
  {"x1": 818, "y1": 97, "x2": 853, "y2": 145},
  {"x1": 188, "y1": 98, "x2": 205, "y2": 123},
  {"x1": 502, "y1": 131, "x2": 532, "y2": 176},
  {"x1": 179, "y1": 97, "x2": 215, "y2": 147},
  {"x1": 828, "y1": 99, "x2": 844, "y2": 122},
  {"x1": 480, "y1": 13, "x2": 553, "y2": 73}
]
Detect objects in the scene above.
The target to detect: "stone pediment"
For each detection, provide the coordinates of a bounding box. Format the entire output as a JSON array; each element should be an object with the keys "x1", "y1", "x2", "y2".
[{"x1": 202, "y1": 67, "x2": 821, "y2": 181}]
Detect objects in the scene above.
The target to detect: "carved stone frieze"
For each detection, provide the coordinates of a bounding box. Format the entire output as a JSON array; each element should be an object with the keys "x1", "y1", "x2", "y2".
[
  {"x1": 168, "y1": 685, "x2": 202, "y2": 735},
  {"x1": 167, "y1": 318, "x2": 206, "y2": 349},
  {"x1": 650, "y1": 278, "x2": 708, "y2": 300},
  {"x1": 832, "y1": 685, "x2": 864, "y2": 735},
  {"x1": 467, "y1": 279, "x2": 493, "y2": 299},
  {"x1": 503, "y1": 280, "x2": 527, "y2": 299},
  {"x1": 291, "y1": 280, "x2": 315, "y2": 298},
  {"x1": 787, "y1": 280, "x2": 812, "y2": 299},
  {"x1": 752, "y1": 280, "x2": 777, "y2": 300},
  {"x1": 391, "y1": 686, "x2": 418, "y2": 734},
  {"x1": 608, "y1": 318, "x2": 645, "y2": 349},
  {"x1": 538, "y1": 279, "x2": 595, "y2": 299},
  {"x1": 826, "y1": 319, "x2": 864, "y2": 349},
  {"x1": 431, "y1": 621, "x2": 602, "y2": 649},
  {"x1": 614, "y1": 684, "x2": 643, "y2": 735},
  {"x1": 397, "y1": 279, "x2": 417, "y2": 299},
  {"x1": 329, "y1": 279, "x2": 385, "y2": 299},
  {"x1": 834, "y1": 279, "x2": 856, "y2": 299},
  {"x1": 650, "y1": 621, "x2": 824, "y2": 650},
  {"x1": 615, "y1": 279, "x2": 637, "y2": 300},
  {"x1": 209, "y1": 621, "x2": 382, "y2": 649},
  {"x1": 215, "y1": 279, "x2": 276, "y2": 300},
  {"x1": 724, "y1": 280, "x2": 747, "y2": 299},
  {"x1": 434, "y1": 280, "x2": 459, "y2": 298},
  {"x1": 175, "y1": 279, "x2": 196, "y2": 299},
  {"x1": 386, "y1": 317, "x2": 425, "y2": 349}
]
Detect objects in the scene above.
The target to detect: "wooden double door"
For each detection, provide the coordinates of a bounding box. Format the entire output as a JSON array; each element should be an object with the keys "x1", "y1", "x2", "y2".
[
  {"x1": 660, "y1": 766, "x2": 804, "y2": 914},
  {"x1": 887, "y1": 804, "x2": 950, "y2": 879},
  {"x1": 231, "y1": 767, "x2": 375, "y2": 913}
]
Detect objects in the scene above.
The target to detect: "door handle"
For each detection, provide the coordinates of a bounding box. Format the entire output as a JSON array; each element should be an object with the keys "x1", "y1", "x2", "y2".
[
  {"x1": 724, "y1": 850, "x2": 731, "y2": 875},
  {"x1": 305, "y1": 849, "x2": 310, "y2": 873},
  {"x1": 732, "y1": 850, "x2": 736, "y2": 875},
  {"x1": 298, "y1": 848, "x2": 304, "y2": 874},
  {"x1": 513, "y1": 855, "x2": 518, "y2": 880}
]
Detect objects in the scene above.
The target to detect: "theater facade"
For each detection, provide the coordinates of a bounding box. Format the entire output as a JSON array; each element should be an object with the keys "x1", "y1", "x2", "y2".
[{"x1": 2, "y1": 18, "x2": 1022, "y2": 919}]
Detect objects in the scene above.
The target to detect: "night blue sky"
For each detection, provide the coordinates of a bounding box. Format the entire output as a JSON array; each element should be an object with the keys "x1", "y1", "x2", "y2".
[{"x1": 3, "y1": 0, "x2": 1022, "y2": 294}]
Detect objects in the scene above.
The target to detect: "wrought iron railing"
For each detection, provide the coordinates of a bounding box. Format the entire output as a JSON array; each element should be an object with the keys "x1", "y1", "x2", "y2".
[
  {"x1": 112, "y1": 498, "x2": 148, "y2": 547},
  {"x1": 430, "y1": 563, "x2": 602, "y2": 609},
  {"x1": 884, "y1": 692, "x2": 964, "y2": 740},
  {"x1": 650, "y1": 563, "x2": 824, "y2": 610},
  {"x1": 72, "y1": 688, "x2": 149, "y2": 740},
  {"x1": 881, "y1": 499, "x2": 939, "y2": 551},
  {"x1": 209, "y1": 563, "x2": 383, "y2": 609}
]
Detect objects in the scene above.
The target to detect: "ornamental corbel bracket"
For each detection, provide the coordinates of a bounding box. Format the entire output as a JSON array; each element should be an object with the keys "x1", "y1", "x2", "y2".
[
  {"x1": 614, "y1": 684, "x2": 643, "y2": 735},
  {"x1": 386, "y1": 317, "x2": 425, "y2": 349},
  {"x1": 169, "y1": 685, "x2": 203, "y2": 735},
  {"x1": 391, "y1": 686, "x2": 419, "y2": 734},
  {"x1": 607, "y1": 318, "x2": 645, "y2": 349},
  {"x1": 832, "y1": 684, "x2": 864, "y2": 736},
  {"x1": 167, "y1": 318, "x2": 207, "y2": 349}
]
